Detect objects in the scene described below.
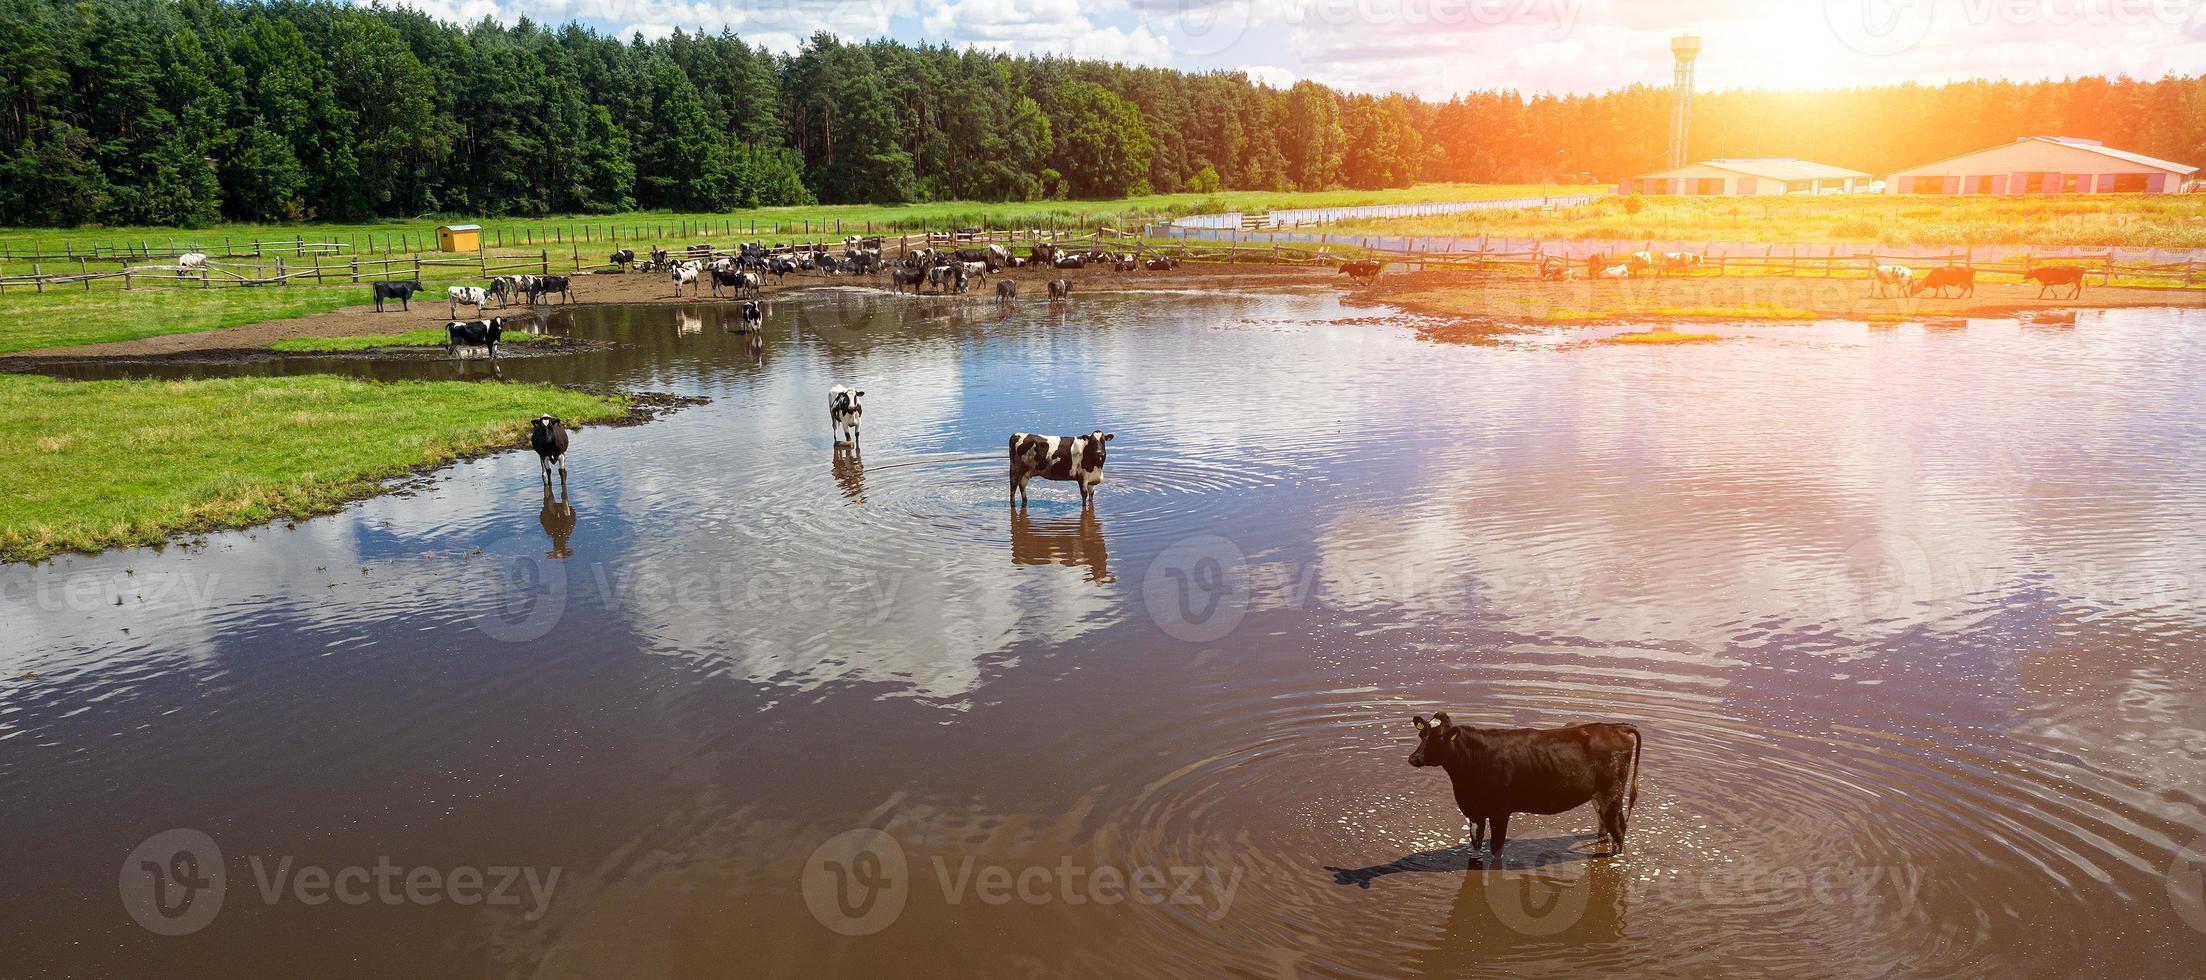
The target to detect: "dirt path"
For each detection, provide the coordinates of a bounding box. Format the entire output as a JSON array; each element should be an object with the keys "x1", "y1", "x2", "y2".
[{"x1": 10, "y1": 261, "x2": 2199, "y2": 360}]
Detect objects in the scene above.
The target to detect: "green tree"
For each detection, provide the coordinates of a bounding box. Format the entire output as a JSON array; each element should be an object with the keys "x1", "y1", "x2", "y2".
[{"x1": 1049, "y1": 81, "x2": 1152, "y2": 198}]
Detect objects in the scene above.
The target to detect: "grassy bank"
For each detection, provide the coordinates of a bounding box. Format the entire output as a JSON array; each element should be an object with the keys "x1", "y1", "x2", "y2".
[
  {"x1": 0, "y1": 374, "x2": 624, "y2": 561},
  {"x1": 0, "y1": 184, "x2": 1593, "y2": 257},
  {"x1": 270, "y1": 330, "x2": 557, "y2": 353},
  {"x1": 1325, "y1": 194, "x2": 2206, "y2": 249},
  {"x1": 0, "y1": 287, "x2": 362, "y2": 355}
]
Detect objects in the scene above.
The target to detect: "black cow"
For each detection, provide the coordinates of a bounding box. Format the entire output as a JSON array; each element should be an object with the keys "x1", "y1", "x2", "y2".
[
  {"x1": 1408, "y1": 712, "x2": 1643, "y2": 857},
  {"x1": 1340, "y1": 259, "x2": 1383, "y2": 281},
  {"x1": 445, "y1": 317, "x2": 505, "y2": 359},
  {"x1": 372, "y1": 280, "x2": 424, "y2": 313},
  {"x1": 1144, "y1": 256, "x2": 1176, "y2": 271},
  {"x1": 710, "y1": 267, "x2": 751, "y2": 298},
  {"x1": 610, "y1": 248, "x2": 635, "y2": 270},
  {"x1": 650, "y1": 247, "x2": 670, "y2": 268},
  {"x1": 2024, "y1": 265, "x2": 2086, "y2": 299},
  {"x1": 530, "y1": 414, "x2": 569, "y2": 481},
  {"x1": 1009, "y1": 430, "x2": 1113, "y2": 508},
  {"x1": 1047, "y1": 279, "x2": 1071, "y2": 300},
  {"x1": 889, "y1": 268, "x2": 927, "y2": 294},
  {"x1": 529, "y1": 275, "x2": 574, "y2": 305},
  {"x1": 996, "y1": 280, "x2": 1017, "y2": 302}
]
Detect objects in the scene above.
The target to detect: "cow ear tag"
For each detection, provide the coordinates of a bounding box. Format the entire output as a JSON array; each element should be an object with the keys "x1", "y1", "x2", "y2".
[{"x1": 1413, "y1": 717, "x2": 1428, "y2": 732}]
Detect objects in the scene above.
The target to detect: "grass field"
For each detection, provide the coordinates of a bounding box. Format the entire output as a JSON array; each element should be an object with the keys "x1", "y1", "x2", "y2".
[
  {"x1": 0, "y1": 374, "x2": 625, "y2": 561},
  {"x1": 0, "y1": 287, "x2": 363, "y2": 355},
  {"x1": 1322, "y1": 193, "x2": 2206, "y2": 249},
  {"x1": 0, "y1": 184, "x2": 1593, "y2": 258},
  {"x1": 269, "y1": 330, "x2": 557, "y2": 353}
]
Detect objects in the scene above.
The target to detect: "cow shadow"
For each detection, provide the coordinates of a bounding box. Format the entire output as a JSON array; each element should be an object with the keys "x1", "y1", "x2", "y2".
[
  {"x1": 539, "y1": 477, "x2": 577, "y2": 559},
  {"x1": 1009, "y1": 508, "x2": 1110, "y2": 583},
  {"x1": 1323, "y1": 834, "x2": 1598, "y2": 889}
]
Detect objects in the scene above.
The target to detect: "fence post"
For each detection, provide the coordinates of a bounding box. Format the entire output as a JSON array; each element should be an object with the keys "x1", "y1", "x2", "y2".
[
  {"x1": 34, "y1": 262, "x2": 43, "y2": 293},
  {"x1": 351, "y1": 257, "x2": 359, "y2": 283},
  {"x1": 541, "y1": 250, "x2": 548, "y2": 276},
  {"x1": 79, "y1": 256, "x2": 88, "y2": 289},
  {"x1": 277, "y1": 256, "x2": 286, "y2": 285}
]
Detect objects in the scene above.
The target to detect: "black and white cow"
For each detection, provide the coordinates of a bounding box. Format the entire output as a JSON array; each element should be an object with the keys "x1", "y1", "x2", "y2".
[
  {"x1": 740, "y1": 300, "x2": 763, "y2": 331},
  {"x1": 529, "y1": 275, "x2": 573, "y2": 305},
  {"x1": 829, "y1": 385, "x2": 864, "y2": 446},
  {"x1": 1008, "y1": 430, "x2": 1114, "y2": 508},
  {"x1": 445, "y1": 316, "x2": 505, "y2": 358},
  {"x1": 1047, "y1": 279, "x2": 1072, "y2": 300},
  {"x1": 449, "y1": 286, "x2": 490, "y2": 318},
  {"x1": 610, "y1": 248, "x2": 635, "y2": 270},
  {"x1": 890, "y1": 267, "x2": 927, "y2": 294},
  {"x1": 371, "y1": 280, "x2": 424, "y2": 312},
  {"x1": 531, "y1": 415, "x2": 570, "y2": 481},
  {"x1": 671, "y1": 262, "x2": 702, "y2": 297}
]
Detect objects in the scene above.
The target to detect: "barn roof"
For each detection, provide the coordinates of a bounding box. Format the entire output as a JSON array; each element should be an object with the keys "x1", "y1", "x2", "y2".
[
  {"x1": 1891, "y1": 137, "x2": 2197, "y2": 176},
  {"x1": 1629, "y1": 158, "x2": 1870, "y2": 182}
]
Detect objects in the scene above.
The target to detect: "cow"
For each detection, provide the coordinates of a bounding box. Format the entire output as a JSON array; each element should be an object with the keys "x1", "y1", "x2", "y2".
[
  {"x1": 1908, "y1": 266, "x2": 1976, "y2": 299},
  {"x1": 1659, "y1": 251, "x2": 1702, "y2": 274},
  {"x1": 528, "y1": 275, "x2": 573, "y2": 305},
  {"x1": 486, "y1": 276, "x2": 521, "y2": 307},
  {"x1": 739, "y1": 300, "x2": 763, "y2": 332},
  {"x1": 1598, "y1": 263, "x2": 1632, "y2": 279},
  {"x1": 1144, "y1": 256, "x2": 1176, "y2": 271},
  {"x1": 959, "y1": 260, "x2": 989, "y2": 283},
  {"x1": 1008, "y1": 430, "x2": 1114, "y2": 508},
  {"x1": 650, "y1": 247, "x2": 670, "y2": 268},
  {"x1": 371, "y1": 280, "x2": 424, "y2": 313},
  {"x1": 1408, "y1": 711, "x2": 1643, "y2": 857},
  {"x1": 671, "y1": 262, "x2": 701, "y2": 297},
  {"x1": 448, "y1": 286, "x2": 490, "y2": 318},
  {"x1": 1032, "y1": 242, "x2": 1059, "y2": 265},
  {"x1": 829, "y1": 385, "x2": 863, "y2": 446},
  {"x1": 996, "y1": 280, "x2": 1018, "y2": 302},
  {"x1": 1047, "y1": 279, "x2": 1072, "y2": 301},
  {"x1": 2023, "y1": 265, "x2": 2086, "y2": 299},
  {"x1": 1870, "y1": 264, "x2": 1913, "y2": 298},
  {"x1": 177, "y1": 252, "x2": 207, "y2": 272},
  {"x1": 1114, "y1": 255, "x2": 1139, "y2": 272},
  {"x1": 986, "y1": 243, "x2": 1010, "y2": 269},
  {"x1": 445, "y1": 317, "x2": 504, "y2": 359},
  {"x1": 710, "y1": 267, "x2": 750, "y2": 298},
  {"x1": 1340, "y1": 259, "x2": 1383, "y2": 282},
  {"x1": 1053, "y1": 254, "x2": 1085, "y2": 270},
  {"x1": 890, "y1": 267, "x2": 927, "y2": 294},
  {"x1": 610, "y1": 248, "x2": 635, "y2": 270},
  {"x1": 1538, "y1": 256, "x2": 1572, "y2": 282},
  {"x1": 1625, "y1": 251, "x2": 1656, "y2": 276},
  {"x1": 530, "y1": 414, "x2": 569, "y2": 481}
]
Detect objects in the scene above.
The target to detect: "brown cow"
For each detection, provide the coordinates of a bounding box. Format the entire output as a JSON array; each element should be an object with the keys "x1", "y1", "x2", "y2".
[
  {"x1": 2023, "y1": 265, "x2": 2086, "y2": 299},
  {"x1": 1409, "y1": 711, "x2": 1643, "y2": 857}
]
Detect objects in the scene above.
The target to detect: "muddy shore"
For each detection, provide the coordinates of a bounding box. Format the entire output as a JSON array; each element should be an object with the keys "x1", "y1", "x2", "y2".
[{"x1": 8, "y1": 260, "x2": 2200, "y2": 362}]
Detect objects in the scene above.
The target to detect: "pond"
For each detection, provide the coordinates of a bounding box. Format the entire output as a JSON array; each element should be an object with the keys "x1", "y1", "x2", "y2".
[{"x1": 5, "y1": 290, "x2": 2205, "y2": 977}]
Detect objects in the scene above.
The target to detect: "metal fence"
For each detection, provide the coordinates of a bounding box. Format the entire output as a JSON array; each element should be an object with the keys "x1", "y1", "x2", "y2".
[{"x1": 1170, "y1": 194, "x2": 1605, "y2": 230}]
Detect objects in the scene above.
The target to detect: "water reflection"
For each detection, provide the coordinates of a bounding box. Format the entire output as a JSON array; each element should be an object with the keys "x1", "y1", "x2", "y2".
[
  {"x1": 1009, "y1": 508, "x2": 1110, "y2": 583},
  {"x1": 538, "y1": 479, "x2": 576, "y2": 558},
  {"x1": 831, "y1": 442, "x2": 865, "y2": 502}
]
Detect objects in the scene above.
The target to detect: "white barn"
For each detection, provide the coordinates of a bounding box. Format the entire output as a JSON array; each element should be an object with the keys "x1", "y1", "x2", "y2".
[
  {"x1": 1620, "y1": 158, "x2": 1871, "y2": 196},
  {"x1": 1884, "y1": 137, "x2": 2196, "y2": 194}
]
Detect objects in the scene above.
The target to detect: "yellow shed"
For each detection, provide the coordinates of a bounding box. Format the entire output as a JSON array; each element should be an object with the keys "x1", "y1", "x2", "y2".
[{"x1": 436, "y1": 224, "x2": 482, "y2": 252}]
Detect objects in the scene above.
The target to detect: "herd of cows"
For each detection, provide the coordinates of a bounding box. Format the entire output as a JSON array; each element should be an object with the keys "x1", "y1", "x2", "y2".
[{"x1": 1535, "y1": 247, "x2": 2092, "y2": 299}]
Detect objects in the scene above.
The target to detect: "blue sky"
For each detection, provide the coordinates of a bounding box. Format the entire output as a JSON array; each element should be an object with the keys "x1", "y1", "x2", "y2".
[{"x1": 374, "y1": 0, "x2": 2206, "y2": 97}]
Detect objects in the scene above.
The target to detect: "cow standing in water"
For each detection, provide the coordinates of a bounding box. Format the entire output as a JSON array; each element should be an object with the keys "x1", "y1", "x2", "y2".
[
  {"x1": 829, "y1": 385, "x2": 864, "y2": 446},
  {"x1": 1008, "y1": 430, "x2": 1114, "y2": 508},
  {"x1": 1408, "y1": 711, "x2": 1643, "y2": 857}
]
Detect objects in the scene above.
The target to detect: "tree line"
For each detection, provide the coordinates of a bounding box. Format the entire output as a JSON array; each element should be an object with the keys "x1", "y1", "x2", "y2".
[{"x1": 2, "y1": 0, "x2": 2200, "y2": 228}]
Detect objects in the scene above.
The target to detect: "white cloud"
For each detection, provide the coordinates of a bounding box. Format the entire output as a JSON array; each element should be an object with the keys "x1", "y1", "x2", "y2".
[{"x1": 1234, "y1": 63, "x2": 1295, "y2": 88}]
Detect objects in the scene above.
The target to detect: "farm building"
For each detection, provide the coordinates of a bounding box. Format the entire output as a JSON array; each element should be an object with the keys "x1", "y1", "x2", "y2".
[
  {"x1": 1620, "y1": 159, "x2": 1872, "y2": 196},
  {"x1": 1884, "y1": 137, "x2": 2196, "y2": 194},
  {"x1": 436, "y1": 224, "x2": 482, "y2": 251}
]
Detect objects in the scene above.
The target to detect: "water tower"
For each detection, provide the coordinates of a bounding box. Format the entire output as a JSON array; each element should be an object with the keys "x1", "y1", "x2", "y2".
[{"x1": 1668, "y1": 33, "x2": 1702, "y2": 168}]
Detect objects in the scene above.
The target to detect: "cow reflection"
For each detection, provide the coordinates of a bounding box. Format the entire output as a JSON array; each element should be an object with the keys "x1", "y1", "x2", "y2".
[
  {"x1": 1009, "y1": 508, "x2": 1109, "y2": 583},
  {"x1": 677, "y1": 310, "x2": 702, "y2": 335},
  {"x1": 832, "y1": 442, "x2": 864, "y2": 502},
  {"x1": 1323, "y1": 840, "x2": 1624, "y2": 970},
  {"x1": 539, "y1": 479, "x2": 577, "y2": 558}
]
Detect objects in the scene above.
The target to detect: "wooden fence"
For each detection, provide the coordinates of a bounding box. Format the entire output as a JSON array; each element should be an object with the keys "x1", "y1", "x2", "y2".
[{"x1": 0, "y1": 251, "x2": 552, "y2": 294}]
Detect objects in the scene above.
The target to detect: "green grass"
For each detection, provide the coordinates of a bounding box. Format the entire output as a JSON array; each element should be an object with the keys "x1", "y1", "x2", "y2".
[
  {"x1": 1326, "y1": 193, "x2": 2206, "y2": 249},
  {"x1": 270, "y1": 329, "x2": 557, "y2": 353},
  {"x1": 0, "y1": 184, "x2": 1591, "y2": 258},
  {"x1": 1602, "y1": 329, "x2": 1724, "y2": 345},
  {"x1": 0, "y1": 287, "x2": 362, "y2": 355},
  {"x1": 0, "y1": 374, "x2": 625, "y2": 562}
]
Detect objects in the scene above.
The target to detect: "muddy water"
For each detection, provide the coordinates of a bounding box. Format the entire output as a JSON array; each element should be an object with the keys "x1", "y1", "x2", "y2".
[{"x1": 5, "y1": 291, "x2": 2205, "y2": 978}]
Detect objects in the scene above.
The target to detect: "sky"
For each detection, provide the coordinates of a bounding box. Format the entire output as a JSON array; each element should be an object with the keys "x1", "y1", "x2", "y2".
[{"x1": 374, "y1": 0, "x2": 2206, "y2": 97}]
